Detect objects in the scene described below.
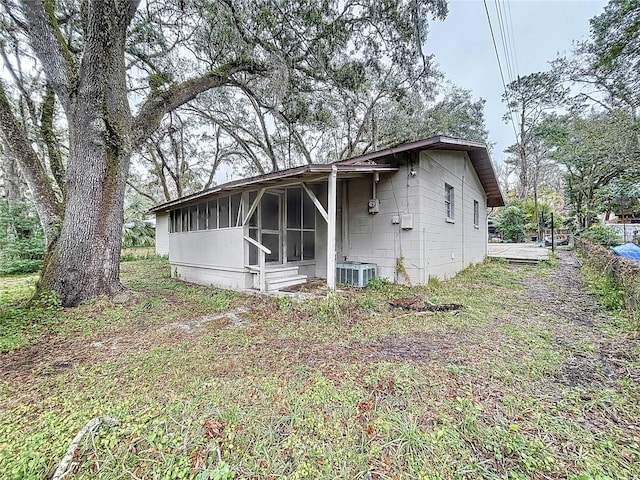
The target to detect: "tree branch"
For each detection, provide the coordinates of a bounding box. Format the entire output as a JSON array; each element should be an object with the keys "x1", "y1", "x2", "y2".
[
  {"x1": 21, "y1": 0, "x2": 77, "y2": 110},
  {"x1": 0, "y1": 80, "x2": 62, "y2": 241},
  {"x1": 126, "y1": 179, "x2": 158, "y2": 204},
  {"x1": 131, "y1": 59, "x2": 268, "y2": 148},
  {"x1": 40, "y1": 83, "x2": 66, "y2": 195}
]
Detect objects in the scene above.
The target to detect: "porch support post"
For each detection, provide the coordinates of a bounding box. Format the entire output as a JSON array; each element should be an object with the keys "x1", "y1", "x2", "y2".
[{"x1": 327, "y1": 165, "x2": 338, "y2": 289}]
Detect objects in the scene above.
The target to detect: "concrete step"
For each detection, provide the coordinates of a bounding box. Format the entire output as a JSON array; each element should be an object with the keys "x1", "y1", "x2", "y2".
[
  {"x1": 267, "y1": 274, "x2": 308, "y2": 291},
  {"x1": 247, "y1": 265, "x2": 300, "y2": 279},
  {"x1": 503, "y1": 258, "x2": 542, "y2": 265}
]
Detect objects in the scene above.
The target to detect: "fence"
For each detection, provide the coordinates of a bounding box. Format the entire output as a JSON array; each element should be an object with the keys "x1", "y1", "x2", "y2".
[{"x1": 575, "y1": 238, "x2": 640, "y2": 327}]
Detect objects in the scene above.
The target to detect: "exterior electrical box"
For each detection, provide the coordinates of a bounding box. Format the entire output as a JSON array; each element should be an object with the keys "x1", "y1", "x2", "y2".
[
  {"x1": 368, "y1": 198, "x2": 379, "y2": 214},
  {"x1": 400, "y1": 214, "x2": 414, "y2": 230}
]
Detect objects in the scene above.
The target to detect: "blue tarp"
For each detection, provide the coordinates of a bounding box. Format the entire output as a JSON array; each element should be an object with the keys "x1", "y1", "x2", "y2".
[{"x1": 611, "y1": 243, "x2": 640, "y2": 263}]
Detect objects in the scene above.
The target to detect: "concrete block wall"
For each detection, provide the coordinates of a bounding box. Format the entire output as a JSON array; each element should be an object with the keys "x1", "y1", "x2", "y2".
[
  {"x1": 343, "y1": 169, "x2": 423, "y2": 283},
  {"x1": 155, "y1": 213, "x2": 169, "y2": 256},
  {"x1": 417, "y1": 150, "x2": 488, "y2": 280},
  {"x1": 343, "y1": 149, "x2": 489, "y2": 284}
]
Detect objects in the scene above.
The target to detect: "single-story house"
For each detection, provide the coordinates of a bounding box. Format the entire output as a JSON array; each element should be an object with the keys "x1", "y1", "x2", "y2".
[{"x1": 150, "y1": 136, "x2": 505, "y2": 292}]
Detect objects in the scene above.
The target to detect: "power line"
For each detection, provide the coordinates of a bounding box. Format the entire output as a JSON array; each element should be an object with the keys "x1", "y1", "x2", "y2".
[
  {"x1": 495, "y1": 0, "x2": 515, "y2": 85},
  {"x1": 483, "y1": 0, "x2": 519, "y2": 143},
  {"x1": 504, "y1": 0, "x2": 520, "y2": 79}
]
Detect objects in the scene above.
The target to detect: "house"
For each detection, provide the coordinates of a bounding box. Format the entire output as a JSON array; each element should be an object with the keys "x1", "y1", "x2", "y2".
[{"x1": 150, "y1": 136, "x2": 505, "y2": 292}]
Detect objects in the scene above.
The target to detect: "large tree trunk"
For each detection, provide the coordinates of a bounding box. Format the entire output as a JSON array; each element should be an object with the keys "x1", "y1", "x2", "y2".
[
  {"x1": 5, "y1": 0, "x2": 262, "y2": 307},
  {"x1": 39, "y1": 4, "x2": 132, "y2": 306}
]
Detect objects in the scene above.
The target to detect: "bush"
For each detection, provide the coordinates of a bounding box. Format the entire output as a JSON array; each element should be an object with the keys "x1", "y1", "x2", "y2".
[
  {"x1": 494, "y1": 205, "x2": 526, "y2": 242},
  {"x1": 0, "y1": 200, "x2": 44, "y2": 275},
  {"x1": 578, "y1": 224, "x2": 621, "y2": 247}
]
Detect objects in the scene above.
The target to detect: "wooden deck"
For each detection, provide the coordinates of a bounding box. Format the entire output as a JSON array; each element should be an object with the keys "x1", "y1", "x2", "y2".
[{"x1": 488, "y1": 243, "x2": 550, "y2": 264}]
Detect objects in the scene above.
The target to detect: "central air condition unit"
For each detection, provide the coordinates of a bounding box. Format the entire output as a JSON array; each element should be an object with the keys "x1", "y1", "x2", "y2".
[{"x1": 336, "y1": 262, "x2": 377, "y2": 287}]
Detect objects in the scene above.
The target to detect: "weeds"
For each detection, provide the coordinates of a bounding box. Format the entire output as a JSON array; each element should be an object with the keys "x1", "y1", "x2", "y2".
[{"x1": 1, "y1": 257, "x2": 639, "y2": 478}]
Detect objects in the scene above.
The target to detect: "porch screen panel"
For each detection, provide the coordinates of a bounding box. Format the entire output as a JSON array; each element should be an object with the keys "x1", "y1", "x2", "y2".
[
  {"x1": 207, "y1": 200, "x2": 217, "y2": 229},
  {"x1": 189, "y1": 206, "x2": 198, "y2": 231},
  {"x1": 219, "y1": 196, "x2": 230, "y2": 228},
  {"x1": 286, "y1": 187, "x2": 315, "y2": 261},
  {"x1": 261, "y1": 194, "x2": 279, "y2": 231},
  {"x1": 248, "y1": 226, "x2": 258, "y2": 265},
  {"x1": 231, "y1": 193, "x2": 241, "y2": 227},
  {"x1": 303, "y1": 231, "x2": 315, "y2": 259},
  {"x1": 287, "y1": 234, "x2": 301, "y2": 262},
  {"x1": 262, "y1": 233, "x2": 279, "y2": 262},
  {"x1": 248, "y1": 191, "x2": 258, "y2": 227},
  {"x1": 181, "y1": 208, "x2": 189, "y2": 232},
  {"x1": 287, "y1": 189, "x2": 301, "y2": 228},
  {"x1": 198, "y1": 203, "x2": 207, "y2": 230},
  {"x1": 169, "y1": 211, "x2": 177, "y2": 233},
  {"x1": 303, "y1": 192, "x2": 315, "y2": 229}
]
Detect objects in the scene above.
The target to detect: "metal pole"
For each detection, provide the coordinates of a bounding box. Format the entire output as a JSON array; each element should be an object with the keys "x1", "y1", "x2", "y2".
[
  {"x1": 327, "y1": 165, "x2": 338, "y2": 289},
  {"x1": 551, "y1": 213, "x2": 555, "y2": 253}
]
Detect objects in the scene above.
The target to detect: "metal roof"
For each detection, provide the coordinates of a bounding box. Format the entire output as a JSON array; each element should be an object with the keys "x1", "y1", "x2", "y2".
[{"x1": 149, "y1": 135, "x2": 505, "y2": 213}]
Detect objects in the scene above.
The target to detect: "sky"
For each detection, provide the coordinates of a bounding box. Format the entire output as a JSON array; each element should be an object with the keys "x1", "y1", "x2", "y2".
[{"x1": 426, "y1": 0, "x2": 608, "y2": 165}]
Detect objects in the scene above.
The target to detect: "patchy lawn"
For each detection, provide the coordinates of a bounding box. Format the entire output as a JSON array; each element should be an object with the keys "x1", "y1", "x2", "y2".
[{"x1": 1, "y1": 254, "x2": 639, "y2": 479}]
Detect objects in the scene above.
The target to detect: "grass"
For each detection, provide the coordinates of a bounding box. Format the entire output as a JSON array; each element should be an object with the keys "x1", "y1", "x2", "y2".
[{"x1": 1, "y1": 257, "x2": 639, "y2": 479}]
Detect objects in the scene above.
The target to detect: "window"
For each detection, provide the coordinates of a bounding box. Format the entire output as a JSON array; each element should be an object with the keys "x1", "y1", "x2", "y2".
[
  {"x1": 473, "y1": 200, "x2": 479, "y2": 227},
  {"x1": 445, "y1": 184, "x2": 454, "y2": 220}
]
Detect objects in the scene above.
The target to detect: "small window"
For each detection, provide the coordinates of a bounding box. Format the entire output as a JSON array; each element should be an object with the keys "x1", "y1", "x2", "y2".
[
  {"x1": 445, "y1": 184, "x2": 454, "y2": 220},
  {"x1": 473, "y1": 200, "x2": 479, "y2": 227}
]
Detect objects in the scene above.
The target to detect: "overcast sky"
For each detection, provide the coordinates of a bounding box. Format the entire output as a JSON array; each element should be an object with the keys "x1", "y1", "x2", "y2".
[{"x1": 427, "y1": 0, "x2": 608, "y2": 165}]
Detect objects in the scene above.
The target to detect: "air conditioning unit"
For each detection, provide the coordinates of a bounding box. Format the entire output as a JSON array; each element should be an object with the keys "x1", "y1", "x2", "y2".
[{"x1": 336, "y1": 262, "x2": 377, "y2": 287}]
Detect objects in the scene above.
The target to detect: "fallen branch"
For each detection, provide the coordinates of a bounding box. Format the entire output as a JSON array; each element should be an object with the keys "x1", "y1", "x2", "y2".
[
  {"x1": 389, "y1": 297, "x2": 464, "y2": 312},
  {"x1": 51, "y1": 416, "x2": 119, "y2": 480}
]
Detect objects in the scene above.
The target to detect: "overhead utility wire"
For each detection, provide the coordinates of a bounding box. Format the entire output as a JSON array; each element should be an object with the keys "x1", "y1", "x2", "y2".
[
  {"x1": 495, "y1": 0, "x2": 521, "y2": 133},
  {"x1": 483, "y1": 0, "x2": 519, "y2": 141},
  {"x1": 505, "y1": 0, "x2": 520, "y2": 79},
  {"x1": 495, "y1": 0, "x2": 515, "y2": 86}
]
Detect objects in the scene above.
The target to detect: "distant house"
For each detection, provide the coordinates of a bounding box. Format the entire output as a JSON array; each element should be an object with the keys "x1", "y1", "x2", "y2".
[
  {"x1": 603, "y1": 211, "x2": 640, "y2": 243},
  {"x1": 150, "y1": 136, "x2": 505, "y2": 292}
]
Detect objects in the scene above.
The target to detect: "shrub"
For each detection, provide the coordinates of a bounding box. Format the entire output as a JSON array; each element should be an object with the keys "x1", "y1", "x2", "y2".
[
  {"x1": 494, "y1": 205, "x2": 526, "y2": 242},
  {"x1": 0, "y1": 200, "x2": 44, "y2": 275},
  {"x1": 578, "y1": 224, "x2": 621, "y2": 247}
]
